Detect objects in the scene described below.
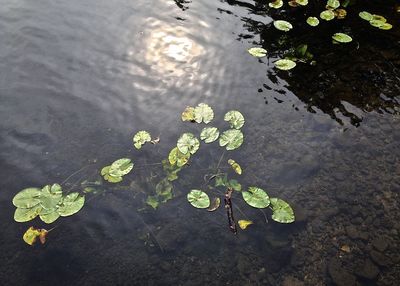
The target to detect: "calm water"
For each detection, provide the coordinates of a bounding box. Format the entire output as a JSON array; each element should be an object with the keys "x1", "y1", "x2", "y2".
[{"x1": 0, "y1": 0, "x2": 399, "y2": 285}]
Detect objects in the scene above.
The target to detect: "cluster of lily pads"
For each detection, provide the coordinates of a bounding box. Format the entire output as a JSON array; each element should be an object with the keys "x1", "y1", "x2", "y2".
[
  {"x1": 248, "y1": 0, "x2": 394, "y2": 70},
  {"x1": 101, "y1": 158, "x2": 134, "y2": 183},
  {"x1": 13, "y1": 184, "x2": 85, "y2": 224}
]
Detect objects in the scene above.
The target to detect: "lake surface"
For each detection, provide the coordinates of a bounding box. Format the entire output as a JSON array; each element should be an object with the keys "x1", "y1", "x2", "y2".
[{"x1": 0, "y1": 0, "x2": 399, "y2": 285}]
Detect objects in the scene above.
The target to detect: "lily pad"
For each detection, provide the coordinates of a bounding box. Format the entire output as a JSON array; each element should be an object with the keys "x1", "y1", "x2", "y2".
[
  {"x1": 248, "y1": 47, "x2": 267, "y2": 58},
  {"x1": 109, "y1": 158, "x2": 134, "y2": 177},
  {"x1": 270, "y1": 198, "x2": 295, "y2": 223},
  {"x1": 275, "y1": 59, "x2": 296, "y2": 70},
  {"x1": 12, "y1": 188, "x2": 41, "y2": 208},
  {"x1": 372, "y1": 15, "x2": 387, "y2": 22},
  {"x1": 242, "y1": 187, "x2": 270, "y2": 208},
  {"x1": 194, "y1": 103, "x2": 214, "y2": 124},
  {"x1": 23, "y1": 227, "x2": 48, "y2": 246},
  {"x1": 219, "y1": 129, "x2": 244, "y2": 151},
  {"x1": 273, "y1": 20, "x2": 293, "y2": 32},
  {"x1": 379, "y1": 23, "x2": 393, "y2": 30},
  {"x1": 177, "y1": 133, "x2": 200, "y2": 155},
  {"x1": 168, "y1": 147, "x2": 190, "y2": 167},
  {"x1": 57, "y1": 192, "x2": 85, "y2": 217},
  {"x1": 306, "y1": 17, "x2": 320, "y2": 27},
  {"x1": 268, "y1": 0, "x2": 283, "y2": 9},
  {"x1": 326, "y1": 0, "x2": 340, "y2": 9},
  {"x1": 146, "y1": 195, "x2": 159, "y2": 209},
  {"x1": 39, "y1": 210, "x2": 60, "y2": 224},
  {"x1": 181, "y1": 106, "x2": 196, "y2": 122},
  {"x1": 207, "y1": 197, "x2": 221, "y2": 212},
  {"x1": 335, "y1": 9, "x2": 347, "y2": 19},
  {"x1": 228, "y1": 159, "x2": 242, "y2": 175},
  {"x1": 133, "y1": 131, "x2": 151, "y2": 149},
  {"x1": 320, "y1": 10, "x2": 335, "y2": 21},
  {"x1": 295, "y1": 0, "x2": 308, "y2": 6},
  {"x1": 14, "y1": 204, "x2": 42, "y2": 222},
  {"x1": 359, "y1": 11, "x2": 373, "y2": 21},
  {"x1": 40, "y1": 184, "x2": 63, "y2": 210},
  {"x1": 224, "y1": 110, "x2": 245, "y2": 129},
  {"x1": 238, "y1": 220, "x2": 253, "y2": 230},
  {"x1": 156, "y1": 178, "x2": 173, "y2": 202},
  {"x1": 200, "y1": 127, "x2": 220, "y2": 143},
  {"x1": 332, "y1": 33, "x2": 352, "y2": 43},
  {"x1": 187, "y1": 190, "x2": 210, "y2": 209}
]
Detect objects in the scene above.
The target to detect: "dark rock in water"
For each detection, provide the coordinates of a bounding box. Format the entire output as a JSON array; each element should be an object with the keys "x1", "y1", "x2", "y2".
[
  {"x1": 372, "y1": 236, "x2": 389, "y2": 252},
  {"x1": 370, "y1": 250, "x2": 392, "y2": 267},
  {"x1": 355, "y1": 259, "x2": 380, "y2": 280},
  {"x1": 328, "y1": 258, "x2": 357, "y2": 286},
  {"x1": 282, "y1": 276, "x2": 304, "y2": 286}
]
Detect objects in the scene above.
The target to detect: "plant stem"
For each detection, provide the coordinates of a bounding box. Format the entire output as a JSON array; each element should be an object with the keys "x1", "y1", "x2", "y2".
[{"x1": 224, "y1": 188, "x2": 237, "y2": 234}]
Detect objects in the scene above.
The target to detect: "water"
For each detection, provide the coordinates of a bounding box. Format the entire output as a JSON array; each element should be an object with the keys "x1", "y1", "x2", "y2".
[{"x1": 0, "y1": 0, "x2": 399, "y2": 285}]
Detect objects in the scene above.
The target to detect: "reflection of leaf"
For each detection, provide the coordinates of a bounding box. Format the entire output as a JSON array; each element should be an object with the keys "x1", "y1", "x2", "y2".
[
  {"x1": 238, "y1": 220, "x2": 253, "y2": 230},
  {"x1": 270, "y1": 198, "x2": 295, "y2": 223},
  {"x1": 228, "y1": 159, "x2": 242, "y2": 175},
  {"x1": 13, "y1": 188, "x2": 42, "y2": 209},
  {"x1": 207, "y1": 197, "x2": 221, "y2": 212},
  {"x1": 219, "y1": 129, "x2": 244, "y2": 151},
  {"x1": 23, "y1": 227, "x2": 48, "y2": 246},
  {"x1": 275, "y1": 59, "x2": 296, "y2": 70},
  {"x1": 224, "y1": 110, "x2": 245, "y2": 129},
  {"x1": 177, "y1": 133, "x2": 200, "y2": 155},
  {"x1": 133, "y1": 131, "x2": 151, "y2": 149},
  {"x1": 332, "y1": 33, "x2": 352, "y2": 43},
  {"x1": 57, "y1": 193, "x2": 85, "y2": 217},
  {"x1": 156, "y1": 179, "x2": 173, "y2": 202},
  {"x1": 181, "y1": 106, "x2": 196, "y2": 122},
  {"x1": 146, "y1": 195, "x2": 159, "y2": 209},
  {"x1": 194, "y1": 103, "x2": 214, "y2": 124},
  {"x1": 200, "y1": 127, "x2": 220, "y2": 143},
  {"x1": 242, "y1": 187, "x2": 270, "y2": 208},
  {"x1": 273, "y1": 20, "x2": 293, "y2": 32},
  {"x1": 169, "y1": 147, "x2": 190, "y2": 167},
  {"x1": 109, "y1": 158, "x2": 134, "y2": 177},
  {"x1": 187, "y1": 190, "x2": 210, "y2": 209},
  {"x1": 248, "y1": 47, "x2": 267, "y2": 58}
]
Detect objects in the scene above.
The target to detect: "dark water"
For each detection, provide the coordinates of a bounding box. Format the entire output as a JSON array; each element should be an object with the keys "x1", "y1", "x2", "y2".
[{"x1": 0, "y1": 0, "x2": 399, "y2": 285}]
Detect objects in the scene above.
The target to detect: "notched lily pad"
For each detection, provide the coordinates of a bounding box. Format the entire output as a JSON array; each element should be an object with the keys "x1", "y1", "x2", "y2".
[
  {"x1": 14, "y1": 204, "x2": 42, "y2": 222},
  {"x1": 224, "y1": 110, "x2": 245, "y2": 129},
  {"x1": 133, "y1": 131, "x2": 151, "y2": 149},
  {"x1": 109, "y1": 158, "x2": 134, "y2": 177},
  {"x1": 306, "y1": 17, "x2": 319, "y2": 27},
  {"x1": 177, "y1": 133, "x2": 200, "y2": 155},
  {"x1": 40, "y1": 184, "x2": 63, "y2": 210},
  {"x1": 273, "y1": 20, "x2": 293, "y2": 32},
  {"x1": 275, "y1": 59, "x2": 296, "y2": 70},
  {"x1": 270, "y1": 198, "x2": 295, "y2": 223},
  {"x1": 13, "y1": 188, "x2": 42, "y2": 209},
  {"x1": 194, "y1": 103, "x2": 214, "y2": 124},
  {"x1": 181, "y1": 106, "x2": 196, "y2": 122},
  {"x1": 200, "y1": 127, "x2": 220, "y2": 143},
  {"x1": 269, "y1": 0, "x2": 283, "y2": 9},
  {"x1": 320, "y1": 10, "x2": 335, "y2": 21},
  {"x1": 219, "y1": 129, "x2": 244, "y2": 151},
  {"x1": 332, "y1": 33, "x2": 352, "y2": 43},
  {"x1": 57, "y1": 192, "x2": 85, "y2": 217},
  {"x1": 187, "y1": 190, "x2": 210, "y2": 209},
  {"x1": 242, "y1": 187, "x2": 270, "y2": 208},
  {"x1": 359, "y1": 11, "x2": 373, "y2": 21},
  {"x1": 248, "y1": 47, "x2": 267, "y2": 58},
  {"x1": 168, "y1": 147, "x2": 190, "y2": 167}
]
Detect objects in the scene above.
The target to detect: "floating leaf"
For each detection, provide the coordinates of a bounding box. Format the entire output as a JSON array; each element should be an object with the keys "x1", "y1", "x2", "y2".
[
  {"x1": 207, "y1": 197, "x2": 221, "y2": 212},
  {"x1": 200, "y1": 127, "x2": 220, "y2": 143},
  {"x1": 146, "y1": 195, "x2": 159, "y2": 209},
  {"x1": 194, "y1": 103, "x2": 214, "y2": 124},
  {"x1": 109, "y1": 158, "x2": 134, "y2": 177},
  {"x1": 14, "y1": 205, "x2": 42, "y2": 222},
  {"x1": 227, "y1": 179, "x2": 242, "y2": 191},
  {"x1": 326, "y1": 0, "x2": 340, "y2": 9},
  {"x1": 40, "y1": 184, "x2": 63, "y2": 210},
  {"x1": 23, "y1": 227, "x2": 48, "y2": 246},
  {"x1": 168, "y1": 147, "x2": 190, "y2": 167},
  {"x1": 306, "y1": 17, "x2": 320, "y2": 27},
  {"x1": 228, "y1": 159, "x2": 242, "y2": 175},
  {"x1": 57, "y1": 192, "x2": 85, "y2": 217},
  {"x1": 39, "y1": 208, "x2": 60, "y2": 224},
  {"x1": 177, "y1": 133, "x2": 200, "y2": 155},
  {"x1": 104, "y1": 174, "x2": 123, "y2": 183},
  {"x1": 379, "y1": 23, "x2": 393, "y2": 30},
  {"x1": 269, "y1": 198, "x2": 295, "y2": 223},
  {"x1": 248, "y1": 47, "x2": 267, "y2": 58},
  {"x1": 181, "y1": 106, "x2": 196, "y2": 122},
  {"x1": 372, "y1": 14, "x2": 386, "y2": 22},
  {"x1": 242, "y1": 187, "x2": 270, "y2": 208},
  {"x1": 359, "y1": 11, "x2": 373, "y2": 21},
  {"x1": 268, "y1": 0, "x2": 283, "y2": 9},
  {"x1": 12, "y1": 188, "x2": 42, "y2": 209},
  {"x1": 133, "y1": 131, "x2": 151, "y2": 149},
  {"x1": 295, "y1": 0, "x2": 308, "y2": 6},
  {"x1": 335, "y1": 9, "x2": 347, "y2": 19},
  {"x1": 238, "y1": 220, "x2": 253, "y2": 230},
  {"x1": 162, "y1": 159, "x2": 182, "y2": 181},
  {"x1": 219, "y1": 129, "x2": 244, "y2": 151},
  {"x1": 275, "y1": 59, "x2": 296, "y2": 70},
  {"x1": 332, "y1": 33, "x2": 352, "y2": 43},
  {"x1": 273, "y1": 20, "x2": 293, "y2": 32},
  {"x1": 288, "y1": 0, "x2": 298, "y2": 7},
  {"x1": 320, "y1": 10, "x2": 335, "y2": 21},
  {"x1": 156, "y1": 179, "x2": 173, "y2": 202},
  {"x1": 224, "y1": 110, "x2": 245, "y2": 129},
  {"x1": 187, "y1": 190, "x2": 210, "y2": 209}
]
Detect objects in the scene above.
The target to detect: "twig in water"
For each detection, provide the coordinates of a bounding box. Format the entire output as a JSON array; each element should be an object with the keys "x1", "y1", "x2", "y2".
[{"x1": 224, "y1": 188, "x2": 237, "y2": 234}]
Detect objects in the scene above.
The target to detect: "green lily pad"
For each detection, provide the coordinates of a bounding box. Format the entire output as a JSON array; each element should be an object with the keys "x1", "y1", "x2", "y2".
[
  {"x1": 379, "y1": 23, "x2": 392, "y2": 30},
  {"x1": 109, "y1": 158, "x2": 134, "y2": 177},
  {"x1": 275, "y1": 59, "x2": 296, "y2": 70},
  {"x1": 194, "y1": 103, "x2": 214, "y2": 124},
  {"x1": 181, "y1": 106, "x2": 196, "y2": 122},
  {"x1": 200, "y1": 127, "x2": 220, "y2": 143},
  {"x1": 372, "y1": 14, "x2": 386, "y2": 22},
  {"x1": 270, "y1": 198, "x2": 295, "y2": 223},
  {"x1": 332, "y1": 33, "x2": 352, "y2": 43},
  {"x1": 133, "y1": 131, "x2": 151, "y2": 149},
  {"x1": 12, "y1": 188, "x2": 42, "y2": 208},
  {"x1": 104, "y1": 174, "x2": 123, "y2": 183},
  {"x1": 273, "y1": 20, "x2": 293, "y2": 32},
  {"x1": 224, "y1": 110, "x2": 245, "y2": 129},
  {"x1": 320, "y1": 10, "x2": 335, "y2": 21},
  {"x1": 268, "y1": 0, "x2": 283, "y2": 9},
  {"x1": 168, "y1": 147, "x2": 190, "y2": 167},
  {"x1": 326, "y1": 0, "x2": 340, "y2": 9},
  {"x1": 14, "y1": 204, "x2": 42, "y2": 222},
  {"x1": 177, "y1": 133, "x2": 200, "y2": 155},
  {"x1": 248, "y1": 47, "x2": 267, "y2": 58},
  {"x1": 162, "y1": 159, "x2": 182, "y2": 181},
  {"x1": 187, "y1": 190, "x2": 210, "y2": 209},
  {"x1": 228, "y1": 159, "x2": 242, "y2": 175},
  {"x1": 57, "y1": 192, "x2": 85, "y2": 217},
  {"x1": 306, "y1": 17, "x2": 320, "y2": 27},
  {"x1": 219, "y1": 129, "x2": 244, "y2": 151},
  {"x1": 359, "y1": 11, "x2": 373, "y2": 21},
  {"x1": 295, "y1": 0, "x2": 308, "y2": 6},
  {"x1": 40, "y1": 184, "x2": 63, "y2": 210},
  {"x1": 146, "y1": 195, "x2": 159, "y2": 209},
  {"x1": 39, "y1": 210, "x2": 60, "y2": 224},
  {"x1": 242, "y1": 187, "x2": 270, "y2": 208}
]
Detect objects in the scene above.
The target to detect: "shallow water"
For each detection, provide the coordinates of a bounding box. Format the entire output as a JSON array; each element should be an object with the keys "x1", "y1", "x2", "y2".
[{"x1": 0, "y1": 0, "x2": 399, "y2": 285}]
